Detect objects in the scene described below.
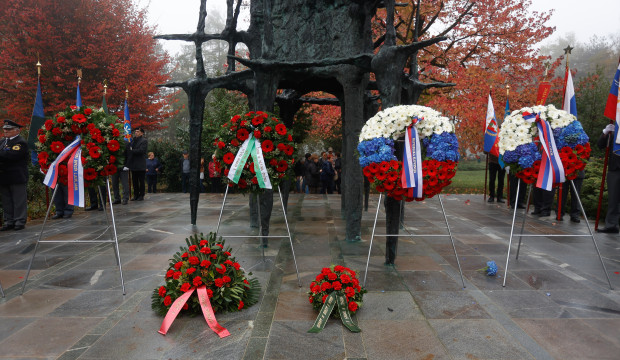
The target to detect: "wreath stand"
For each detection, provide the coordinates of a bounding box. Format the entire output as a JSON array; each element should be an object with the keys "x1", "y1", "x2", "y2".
[
  {"x1": 0, "y1": 280, "x2": 4, "y2": 297},
  {"x1": 214, "y1": 185, "x2": 301, "y2": 287},
  {"x1": 363, "y1": 193, "x2": 466, "y2": 288},
  {"x1": 502, "y1": 180, "x2": 612, "y2": 289},
  {"x1": 20, "y1": 178, "x2": 126, "y2": 295}
]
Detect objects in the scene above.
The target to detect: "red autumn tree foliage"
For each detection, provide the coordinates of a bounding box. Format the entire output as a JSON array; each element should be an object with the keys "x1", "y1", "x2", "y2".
[
  {"x1": 298, "y1": 92, "x2": 342, "y2": 141},
  {"x1": 0, "y1": 0, "x2": 171, "y2": 130},
  {"x1": 373, "y1": 0, "x2": 557, "y2": 154}
]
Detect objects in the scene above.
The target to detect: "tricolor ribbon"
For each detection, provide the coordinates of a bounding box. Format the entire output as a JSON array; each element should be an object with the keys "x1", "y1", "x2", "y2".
[
  {"x1": 401, "y1": 119, "x2": 423, "y2": 198},
  {"x1": 614, "y1": 96, "x2": 620, "y2": 155},
  {"x1": 43, "y1": 136, "x2": 81, "y2": 189},
  {"x1": 523, "y1": 112, "x2": 565, "y2": 190},
  {"x1": 158, "y1": 285, "x2": 230, "y2": 337},
  {"x1": 227, "y1": 133, "x2": 272, "y2": 189},
  {"x1": 67, "y1": 147, "x2": 84, "y2": 207}
]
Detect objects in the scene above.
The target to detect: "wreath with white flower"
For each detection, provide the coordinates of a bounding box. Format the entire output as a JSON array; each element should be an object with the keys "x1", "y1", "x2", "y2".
[
  {"x1": 358, "y1": 105, "x2": 459, "y2": 201},
  {"x1": 498, "y1": 104, "x2": 590, "y2": 184},
  {"x1": 213, "y1": 111, "x2": 295, "y2": 193}
]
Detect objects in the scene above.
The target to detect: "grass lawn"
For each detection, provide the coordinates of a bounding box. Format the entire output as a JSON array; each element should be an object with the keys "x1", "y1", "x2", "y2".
[{"x1": 444, "y1": 169, "x2": 486, "y2": 194}]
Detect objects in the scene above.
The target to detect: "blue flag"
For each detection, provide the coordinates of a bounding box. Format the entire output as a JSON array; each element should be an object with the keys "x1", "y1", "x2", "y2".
[
  {"x1": 123, "y1": 99, "x2": 132, "y2": 142},
  {"x1": 27, "y1": 79, "x2": 45, "y2": 149},
  {"x1": 483, "y1": 93, "x2": 498, "y2": 153},
  {"x1": 563, "y1": 69, "x2": 577, "y2": 118},
  {"x1": 504, "y1": 97, "x2": 510, "y2": 118},
  {"x1": 76, "y1": 83, "x2": 82, "y2": 107}
]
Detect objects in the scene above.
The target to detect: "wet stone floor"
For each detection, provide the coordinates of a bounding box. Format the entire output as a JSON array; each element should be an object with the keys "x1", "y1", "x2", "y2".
[{"x1": 1, "y1": 192, "x2": 620, "y2": 359}]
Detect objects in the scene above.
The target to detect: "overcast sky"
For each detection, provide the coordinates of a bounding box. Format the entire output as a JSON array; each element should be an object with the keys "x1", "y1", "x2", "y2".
[{"x1": 142, "y1": 0, "x2": 620, "y2": 56}]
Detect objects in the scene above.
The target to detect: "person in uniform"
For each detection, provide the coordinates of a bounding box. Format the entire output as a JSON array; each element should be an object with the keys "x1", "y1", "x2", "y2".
[
  {"x1": 0, "y1": 119, "x2": 29, "y2": 231},
  {"x1": 597, "y1": 124, "x2": 620, "y2": 233},
  {"x1": 127, "y1": 127, "x2": 147, "y2": 201}
]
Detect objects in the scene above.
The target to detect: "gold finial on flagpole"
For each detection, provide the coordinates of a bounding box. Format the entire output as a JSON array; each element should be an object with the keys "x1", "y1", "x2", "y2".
[
  {"x1": 36, "y1": 53, "x2": 41, "y2": 78},
  {"x1": 125, "y1": 87, "x2": 129, "y2": 100},
  {"x1": 77, "y1": 69, "x2": 82, "y2": 84},
  {"x1": 563, "y1": 45, "x2": 573, "y2": 69},
  {"x1": 103, "y1": 79, "x2": 107, "y2": 95},
  {"x1": 506, "y1": 84, "x2": 510, "y2": 97},
  {"x1": 543, "y1": 61, "x2": 551, "y2": 80}
]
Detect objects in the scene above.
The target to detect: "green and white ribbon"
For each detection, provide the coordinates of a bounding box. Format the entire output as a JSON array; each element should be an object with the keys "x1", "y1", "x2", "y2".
[
  {"x1": 227, "y1": 134, "x2": 272, "y2": 189},
  {"x1": 308, "y1": 292, "x2": 361, "y2": 333}
]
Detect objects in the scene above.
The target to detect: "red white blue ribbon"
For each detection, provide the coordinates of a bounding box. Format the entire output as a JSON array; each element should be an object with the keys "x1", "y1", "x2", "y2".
[
  {"x1": 401, "y1": 119, "x2": 423, "y2": 198},
  {"x1": 524, "y1": 112, "x2": 565, "y2": 190},
  {"x1": 43, "y1": 136, "x2": 81, "y2": 190},
  {"x1": 67, "y1": 147, "x2": 84, "y2": 207}
]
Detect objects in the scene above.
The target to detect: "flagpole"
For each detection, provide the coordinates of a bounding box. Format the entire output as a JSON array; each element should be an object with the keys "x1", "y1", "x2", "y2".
[
  {"x1": 595, "y1": 55, "x2": 620, "y2": 230},
  {"x1": 126, "y1": 88, "x2": 132, "y2": 197},
  {"x1": 34, "y1": 57, "x2": 51, "y2": 209},
  {"x1": 558, "y1": 46, "x2": 573, "y2": 221},
  {"x1": 505, "y1": 84, "x2": 510, "y2": 207},
  {"x1": 484, "y1": 87, "x2": 491, "y2": 202}
]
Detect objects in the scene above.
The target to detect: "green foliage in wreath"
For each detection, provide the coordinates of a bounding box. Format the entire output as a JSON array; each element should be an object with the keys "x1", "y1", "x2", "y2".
[{"x1": 151, "y1": 232, "x2": 261, "y2": 317}]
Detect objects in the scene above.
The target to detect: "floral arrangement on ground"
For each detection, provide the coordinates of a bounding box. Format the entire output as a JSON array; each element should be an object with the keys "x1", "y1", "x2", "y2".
[
  {"x1": 152, "y1": 232, "x2": 261, "y2": 317},
  {"x1": 213, "y1": 111, "x2": 295, "y2": 193},
  {"x1": 358, "y1": 105, "x2": 459, "y2": 201},
  {"x1": 35, "y1": 105, "x2": 125, "y2": 187},
  {"x1": 498, "y1": 104, "x2": 590, "y2": 184},
  {"x1": 308, "y1": 265, "x2": 367, "y2": 318}
]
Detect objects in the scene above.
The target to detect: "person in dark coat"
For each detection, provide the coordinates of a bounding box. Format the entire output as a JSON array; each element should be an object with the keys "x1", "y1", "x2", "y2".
[
  {"x1": 597, "y1": 124, "x2": 620, "y2": 233},
  {"x1": 146, "y1": 151, "x2": 163, "y2": 193},
  {"x1": 0, "y1": 119, "x2": 29, "y2": 230},
  {"x1": 305, "y1": 154, "x2": 320, "y2": 193},
  {"x1": 126, "y1": 127, "x2": 147, "y2": 201},
  {"x1": 319, "y1": 152, "x2": 335, "y2": 194}
]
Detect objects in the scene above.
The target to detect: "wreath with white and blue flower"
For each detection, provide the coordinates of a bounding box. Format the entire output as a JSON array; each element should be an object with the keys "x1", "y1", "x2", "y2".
[
  {"x1": 498, "y1": 104, "x2": 590, "y2": 184},
  {"x1": 358, "y1": 105, "x2": 459, "y2": 201}
]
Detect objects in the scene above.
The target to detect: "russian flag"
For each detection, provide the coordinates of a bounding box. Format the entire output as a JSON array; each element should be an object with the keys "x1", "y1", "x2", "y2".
[
  {"x1": 563, "y1": 69, "x2": 577, "y2": 117},
  {"x1": 123, "y1": 99, "x2": 132, "y2": 142},
  {"x1": 604, "y1": 61, "x2": 620, "y2": 121},
  {"x1": 483, "y1": 93, "x2": 498, "y2": 153}
]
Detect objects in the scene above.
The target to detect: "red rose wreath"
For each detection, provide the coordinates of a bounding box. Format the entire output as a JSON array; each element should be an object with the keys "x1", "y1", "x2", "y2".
[
  {"x1": 36, "y1": 106, "x2": 126, "y2": 187},
  {"x1": 214, "y1": 111, "x2": 295, "y2": 192}
]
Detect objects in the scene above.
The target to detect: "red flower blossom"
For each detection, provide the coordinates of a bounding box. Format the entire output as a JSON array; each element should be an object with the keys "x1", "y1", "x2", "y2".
[
  {"x1": 57, "y1": 116, "x2": 66, "y2": 123},
  {"x1": 186, "y1": 267, "x2": 197, "y2": 276},
  {"x1": 38, "y1": 135, "x2": 46, "y2": 143},
  {"x1": 237, "y1": 128, "x2": 250, "y2": 141},
  {"x1": 44, "y1": 119, "x2": 54, "y2": 131},
  {"x1": 327, "y1": 272, "x2": 337, "y2": 281},
  {"x1": 216, "y1": 264, "x2": 227, "y2": 274},
  {"x1": 84, "y1": 168, "x2": 97, "y2": 181},
  {"x1": 207, "y1": 289, "x2": 213, "y2": 298},
  {"x1": 233, "y1": 262, "x2": 240, "y2": 270},
  {"x1": 238, "y1": 300, "x2": 244, "y2": 310},
  {"x1": 188, "y1": 256, "x2": 200, "y2": 265},
  {"x1": 166, "y1": 270, "x2": 174, "y2": 278},
  {"x1": 158, "y1": 286, "x2": 166, "y2": 297},
  {"x1": 261, "y1": 140, "x2": 274, "y2": 153},
  {"x1": 50, "y1": 141, "x2": 65, "y2": 153},
  {"x1": 107, "y1": 140, "x2": 120, "y2": 152},
  {"x1": 218, "y1": 141, "x2": 226, "y2": 149},
  {"x1": 193, "y1": 276, "x2": 203, "y2": 286},
  {"x1": 52, "y1": 127, "x2": 62, "y2": 136},
  {"x1": 332, "y1": 281, "x2": 342, "y2": 291},
  {"x1": 214, "y1": 278, "x2": 224, "y2": 287},
  {"x1": 309, "y1": 296, "x2": 314, "y2": 304},
  {"x1": 89, "y1": 146, "x2": 102, "y2": 159},
  {"x1": 180, "y1": 283, "x2": 192, "y2": 292},
  {"x1": 264, "y1": 126, "x2": 272, "y2": 133},
  {"x1": 231, "y1": 139, "x2": 239, "y2": 147},
  {"x1": 222, "y1": 276, "x2": 231, "y2": 283},
  {"x1": 173, "y1": 271, "x2": 182, "y2": 280},
  {"x1": 348, "y1": 301, "x2": 358, "y2": 312},
  {"x1": 253, "y1": 130, "x2": 262, "y2": 139},
  {"x1": 223, "y1": 152, "x2": 235, "y2": 165},
  {"x1": 340, "y1": 274, "x2": 351, "y2": 284},
  {"x1": 112, "y1": 128, "x2": 120, "y2": 137},
  {"x1": 164, "y1": 295, "x2": 172, "y2": 306},
  {"x1": 188, "y1": 245, "x2": 198, "y2": 252},
  {"x1": 72, "y1": 114, "x2": 87, "y2": 124},
  {"x1": 276, "y1": 160, "x2": 288, "y2": 172},
  {"x1": 38, "y1": 151, "x2": 49, "y2": 165},
  {"x1": 200, "y1": 260, "x2": 211, "y2": 267},
  {"x1": 210, "y1": 253, "x2": 217, "y2": 259},
  {"x1": 84, "y1": 108, "x2": 92, "y2": 115},
  {"x1": 104, "y1": 165, "x2": 117, "y2": 176},
  {"x1": 200, "y1": 247, "x2": 211, "y2": 254},
  {"x1": 321, "y1": 282, "x2": 332, "y2": 291},
  {"x1": 251, "y1": 116, "x2": 264, "y2": 126},
  {"x1": 275, "y1": 123, "x2": 287, "y2": 135},
  {"x1": 200, "y1": 240, "x2": 208, "y2": 246},
  {"x1": 174, "y1": 261, "x2": 184, "y2": 270}
]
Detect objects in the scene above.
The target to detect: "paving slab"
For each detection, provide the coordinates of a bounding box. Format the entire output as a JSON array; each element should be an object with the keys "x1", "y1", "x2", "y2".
[{"x1": 0, "y1": 193, "x2": 619, "y2": 359}]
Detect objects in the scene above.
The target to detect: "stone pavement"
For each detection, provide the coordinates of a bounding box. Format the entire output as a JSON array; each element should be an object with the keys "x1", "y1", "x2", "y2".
[{"x1": 1, "y1": 192, "x2": 620, "y2": 360}]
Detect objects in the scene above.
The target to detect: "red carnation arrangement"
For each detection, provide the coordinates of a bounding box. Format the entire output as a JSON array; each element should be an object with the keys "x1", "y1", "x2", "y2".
[
  {"x1": 36, "y1": 106, "x2": 126, "y2": 187},
  {"x1": 308, "y1": 265, "x2": 367, "y2": 317},
  {"x1": 214, "y1": 111, "x2": 295, "y2": 193}
]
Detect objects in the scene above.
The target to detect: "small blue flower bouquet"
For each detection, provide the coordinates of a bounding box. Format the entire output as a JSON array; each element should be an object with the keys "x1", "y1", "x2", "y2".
[{"x1": 479, "y1": 261, "x2": 498, "y2": 276}]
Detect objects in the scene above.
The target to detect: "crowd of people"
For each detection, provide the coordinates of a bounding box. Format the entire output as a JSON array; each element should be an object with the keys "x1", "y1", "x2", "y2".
[{"x1": 294, "y1": 147, "x2": 342, "y2": 194}]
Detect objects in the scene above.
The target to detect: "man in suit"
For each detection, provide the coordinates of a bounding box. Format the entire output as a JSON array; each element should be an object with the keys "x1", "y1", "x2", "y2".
[
  {"x1": 127, "y1": 127, "x2": 147, "y2": 201},
  {"x1": 597, "y1": 124, "x2": 620, "y2": 233},
  {"x1": 0, "y1": 119, "x2": 29, "y2": 231}
]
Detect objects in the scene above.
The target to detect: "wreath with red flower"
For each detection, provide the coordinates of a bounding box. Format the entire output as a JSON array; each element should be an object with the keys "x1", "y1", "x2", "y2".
[
  {"x1": 214, "y1": 111, "x2": 295, "y2": 193},
  {"x1": 308, "y1": 265, "x2": 367, "y2": 318},
  {"x1": 498, "y1": 105, "x2": 590, "y2": 184},
  {"x1": 151, "y1": 233, "x2": 261, "y2": 316},
  {"x1": 358, "y1": 105, "x2": 459, "y2": 201},
  {"x1": 35, "y1": 105, "x2": 125, "y2": 187}
]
